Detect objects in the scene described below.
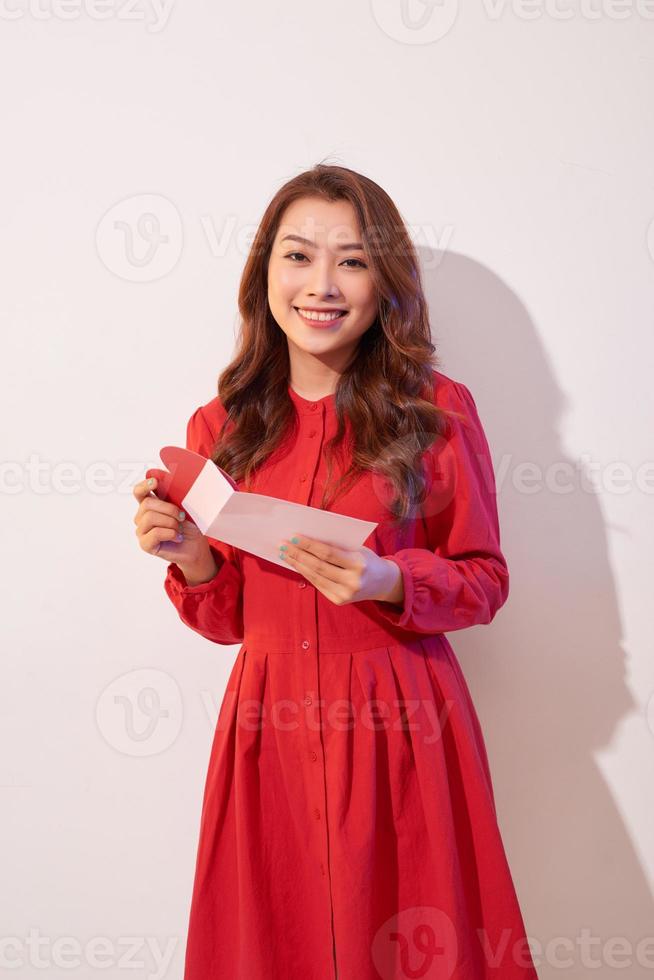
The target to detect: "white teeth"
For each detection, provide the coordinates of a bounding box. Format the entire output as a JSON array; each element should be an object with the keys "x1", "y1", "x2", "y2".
[{"x1": 297, "y1": 308, "x2": 345, "y2": 322}]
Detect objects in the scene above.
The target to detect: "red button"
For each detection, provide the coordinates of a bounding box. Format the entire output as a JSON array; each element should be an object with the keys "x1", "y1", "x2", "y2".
[
  {"x1": 320, "y1": 862, "x2": 326, "y2": 876},
  {"x1": 304, "y1": 696, "x2": 312, "y2": 706},
  {"x1": 308, "y1": 429, "x2": 317, "y2": 438},
  {"x1": 310, "y1": 403, "x2": 317, "y2": 411},
  {"x1": 299, "y1": 474, "x2": 307, "y2": 482},
  {"x1": 309, "y1": 751, "x2": 317, "y2": 762},
  {"x1": 314, "y1": 808, "x2": 321, "y2": 820},
  {"x1": 298, "y1": 581, "x2": 306, "y2": 589},
  {"x1": 301, "y1": 640, "x2": 310, "y2": 649}
]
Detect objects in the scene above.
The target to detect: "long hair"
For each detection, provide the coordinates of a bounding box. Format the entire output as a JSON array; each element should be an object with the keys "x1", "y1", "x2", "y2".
[{"x1": 211, "y1": 163, "x2": 460, "y2": 528}]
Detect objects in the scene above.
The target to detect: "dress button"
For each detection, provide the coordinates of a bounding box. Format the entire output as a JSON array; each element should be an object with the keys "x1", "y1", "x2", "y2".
[
  {"x1": 320, "y1": 862, "x2": 326, "y2": 876},
  {"x1": 301, "y1": 639, "x2": 310, "y2": 649},
  {"x1": 310, "y1": 403, "x2": 317, "y2": 411},
  {"x1": 314, "y1": 808, "x2": 321, "y2": 820},
  {"x1": 299, "y1": 474, "x2": 307, "y2": 482},
  {"x1": 298, "y1": 581, "x2": 306, "y2": 589},
  {"x1": 304, "y1": 695, "x2": 312, "y2": 706},
  {"x1": 309, "y1": 751, "x2": 317, "y2": 762},
  {"x1": 308, "y1": 429, "x2": 317, "y2": 438}
]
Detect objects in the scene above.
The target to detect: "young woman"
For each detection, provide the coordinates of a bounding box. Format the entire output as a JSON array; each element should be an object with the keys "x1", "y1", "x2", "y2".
[{"x1": 133, "y1": 165, "x2": 538, "y2": 979}]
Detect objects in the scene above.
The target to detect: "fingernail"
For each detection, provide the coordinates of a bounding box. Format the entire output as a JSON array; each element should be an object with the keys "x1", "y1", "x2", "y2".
[
  {"x1": 279, "y1": 550, "x2": 286, "y2": 560},
  {"x1": 175, "y1": 532, "x2": 183, "y2": 542},
  {"x1": 279, "y1": 544, "x2": 288, "y2": 551},
  {"x1": 147, "y1": 477, "x2": 156, "y2": 486},
  {"x1": 178, "y1": 510, "x2": 185, "y2": 520},
  {"x1": 291, "y1": 536, "x2": 299, "y2": 544}
]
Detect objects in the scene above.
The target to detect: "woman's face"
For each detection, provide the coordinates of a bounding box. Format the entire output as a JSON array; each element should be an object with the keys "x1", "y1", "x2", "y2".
[{"x1": 267, "y1": 196, "x2": 379, "y2": 366}]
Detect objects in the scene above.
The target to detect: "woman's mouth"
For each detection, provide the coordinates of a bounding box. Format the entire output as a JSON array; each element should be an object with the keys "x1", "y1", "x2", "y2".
[{"x1": 293, "y1": 307, "x2": 348, "y2": 328}]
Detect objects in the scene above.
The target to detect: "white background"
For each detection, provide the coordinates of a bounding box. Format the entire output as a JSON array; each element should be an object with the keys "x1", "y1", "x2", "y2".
[{"x1": 2, "y1": 1, "x2": 653, "y2": 977}]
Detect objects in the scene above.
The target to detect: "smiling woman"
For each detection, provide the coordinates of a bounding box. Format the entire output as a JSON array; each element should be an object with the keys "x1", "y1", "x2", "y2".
[
  {"x1": 141, "y1": 163, "x2": 538, "y2": 980},
  {"x1": 266, "y1": 194, "x2": 380, "y2": 392}
]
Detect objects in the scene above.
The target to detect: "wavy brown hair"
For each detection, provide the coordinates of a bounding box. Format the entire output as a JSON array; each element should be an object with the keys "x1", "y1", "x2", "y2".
[{"x1": 210, "y1": 163, "x2": 462, "y2": 528}]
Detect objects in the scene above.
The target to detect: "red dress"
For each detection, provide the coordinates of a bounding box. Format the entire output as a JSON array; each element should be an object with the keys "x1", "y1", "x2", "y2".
[{"x1": 164, "y1": 369, "x2": 538, "y2": 980}]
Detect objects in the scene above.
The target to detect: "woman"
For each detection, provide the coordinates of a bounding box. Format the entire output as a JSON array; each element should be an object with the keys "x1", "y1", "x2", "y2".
[{"x1": 133, "y1": 165, "x2": 538, "y2": 979}]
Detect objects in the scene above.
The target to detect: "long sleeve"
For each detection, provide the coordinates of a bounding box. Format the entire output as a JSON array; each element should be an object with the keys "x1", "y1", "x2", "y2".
[
  {"x1": 163, "y1": 402, "x2": 244, "y2": 645},
  {"x1": 372, "y1": 379, "x2": 509, "y2": 635}
]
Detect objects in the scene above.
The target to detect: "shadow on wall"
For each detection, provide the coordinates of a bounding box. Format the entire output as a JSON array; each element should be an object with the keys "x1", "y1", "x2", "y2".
[{"x1": 417, "y1": 245, "x2": 650, "y2": 978}]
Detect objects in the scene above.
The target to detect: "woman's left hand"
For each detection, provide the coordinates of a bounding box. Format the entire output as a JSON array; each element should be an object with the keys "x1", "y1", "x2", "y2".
[{"x1": 276, "y1": 534, "x2": 404, "y2": 607}]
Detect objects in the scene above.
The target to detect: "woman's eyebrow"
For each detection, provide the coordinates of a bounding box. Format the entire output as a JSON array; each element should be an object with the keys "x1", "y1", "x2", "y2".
[{"x1": 280, "y1": 234, "x2": 365, "y2": 252}]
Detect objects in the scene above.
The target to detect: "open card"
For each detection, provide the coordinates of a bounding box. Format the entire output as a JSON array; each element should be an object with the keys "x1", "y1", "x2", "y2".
[{"x1": 146, "y1": 447, "x2": 378, "y2": 570}]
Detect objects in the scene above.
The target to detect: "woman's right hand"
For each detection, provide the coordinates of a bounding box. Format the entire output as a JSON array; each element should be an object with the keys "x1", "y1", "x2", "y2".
[{"x1": 132, "y1": 476, "x2": 217, "y2": 580}]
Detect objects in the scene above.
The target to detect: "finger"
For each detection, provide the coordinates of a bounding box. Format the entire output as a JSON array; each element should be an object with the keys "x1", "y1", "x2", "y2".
[
  {"x1": 139, "y1": 525, "x2": 183, "y2": 555},
  {"x1": 134, "y1": 495, "x2": 187, "y2": 527},
  {"x1": 283, "y1": 554, "x2": 349, "y2": 604},
  {"x1": 133, "y1": 477, "x2": 158, "y2": 503},
  {"x1": 281, "y1": 534, "x2": 358, "y2": 570},
  {"x1": 136, "y1": 509, "x2": 184, "y2": 537},
  {"x1": 281, "y1": 543, "x2": 347, "y2": 587}
]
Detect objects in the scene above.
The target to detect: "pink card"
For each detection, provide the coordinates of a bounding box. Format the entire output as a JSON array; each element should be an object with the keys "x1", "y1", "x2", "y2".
[{"x1": 147, "y1": 447, "x2": 378, "y2": 570}]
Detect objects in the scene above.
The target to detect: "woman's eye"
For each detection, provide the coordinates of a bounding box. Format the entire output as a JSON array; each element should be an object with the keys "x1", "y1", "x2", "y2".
[{"x1": 342, "y1": 258, "x2": 367, "y2": 269}]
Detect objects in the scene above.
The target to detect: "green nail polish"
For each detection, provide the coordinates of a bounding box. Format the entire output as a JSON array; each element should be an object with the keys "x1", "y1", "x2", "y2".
[
  {"x1": 291, "y1": 537, "x2": 299, "y2": 544},
  {"x1": 279, "y1": 544, "x2": 287, "y2": 551},
  {"x1": 178, "y1": 510, "x2": 185, "y2": 521}
]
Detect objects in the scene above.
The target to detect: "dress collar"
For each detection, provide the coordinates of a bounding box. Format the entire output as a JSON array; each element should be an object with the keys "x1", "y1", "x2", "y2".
[{"x1": 287, "y1": 383, "x2": 337, "y2": 416}]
